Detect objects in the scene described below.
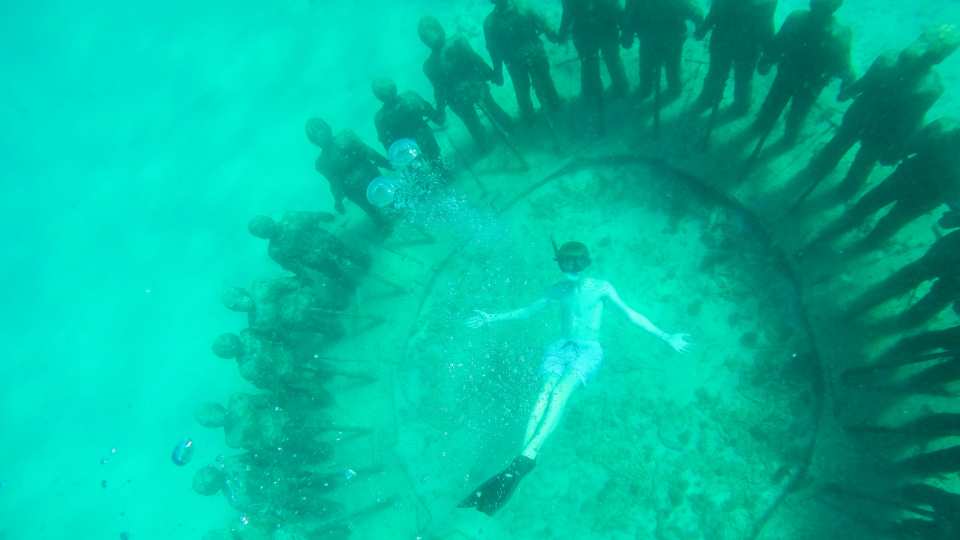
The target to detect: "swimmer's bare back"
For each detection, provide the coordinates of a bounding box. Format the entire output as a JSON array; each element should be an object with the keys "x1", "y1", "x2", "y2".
[{"x1": 547, "y1": 277, "x2": 609, "y2": 342}]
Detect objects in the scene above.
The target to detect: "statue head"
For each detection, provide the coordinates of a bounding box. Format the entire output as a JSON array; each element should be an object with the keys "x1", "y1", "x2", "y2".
[
  {"x1": 418, "y1": 16, "x2": 446, "y2": 50},
  {"x1": 211, "y1": 332, "x2": 244, "y2": 358},
  {"x1": 809, "y1": 0, "x2": 842, "y2": 17},
  {"x1": 220, "y1": 288, "x2": 254, "y2": 313},
  {"x1": 247, "y1": 215, "x2": 279, "y2": 239},
  {"x1": 305, "y1": 117, "x2": 333, "y2": 147},
  {"x1": 371, "y1": 78, "x2": 399, "y2": 104},
  {"x1": 900, "y1": 25, "x2": 960, "y2": 70},
  {"x1": 192, "y1": 465, "x2": 226, "y2": 496},
  {"x1": 194, "y1": 402, "x2": 228, "y2": 427}
]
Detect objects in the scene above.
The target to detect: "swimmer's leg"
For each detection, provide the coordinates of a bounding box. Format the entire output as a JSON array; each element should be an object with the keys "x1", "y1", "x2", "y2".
[
  {"x1": 521, "y1": 372, "x2": 581, "y2": 460},
  {"x1": 522, "y1": 375, "x2": 561, "y2": 449}
]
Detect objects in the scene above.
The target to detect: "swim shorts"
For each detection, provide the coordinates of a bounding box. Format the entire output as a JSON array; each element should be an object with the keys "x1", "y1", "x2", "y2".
[{"x1": 541, "y1": 339, "x2": 603, "y2": 385}]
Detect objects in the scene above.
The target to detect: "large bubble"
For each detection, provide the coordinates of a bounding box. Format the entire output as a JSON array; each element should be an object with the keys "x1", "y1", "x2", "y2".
[
  {"x1": 366, "y1": 176, "x2": 402, "y2": 208},
  {"x1": 388, "y1": 138, "x2": 421, "y2": 169}
]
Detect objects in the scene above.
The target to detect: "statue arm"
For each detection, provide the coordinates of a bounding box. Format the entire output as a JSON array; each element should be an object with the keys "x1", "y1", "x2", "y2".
[
  {"x1": 272, "y1": 276, "x2": 303, "y2": 295},
  {"x1": 462, "y1": 39, "x2": 496, "y2": 81},
  {"x1": 316, "y1": 159, "x2": 346, "y2": 206},
  {"x1": 559, "y1": 0, "x2": 573, "y2": 41},
  {"x1": 365, "y1": 142, "x2": 392, "y2": 169},
  {"x1": 373, "y1": 112, "x2": 390, "y2": 149},
  {"x1": 414, "y1": 92, "x2": 442, "y2": 123},
  {"x1": 695, "y1": 0, "x2": 718, "y2": 39},
  {"x1": 483, "y1": 18, "x2": 505, "y2": 82},
  {"x1": 621, "y1": 0, "x2": 636, "y2": 47},
  {"x1": 423, "y1": 62, "x2": 448, "y2": 113},
  {"x1": 684, "y1": 0, "x2": 705, "y2": 27},
  {"x1": 614, "y1": 0, "x2": 626, "y2": 31},
  {"x1": 759, "y1": 1, "x2": 777, "y2": 46},
  {"x1": 352, "y1": 133, "x2": 391, "y2": 169},
  {"x1": 306, "y1": 210, "x2": 336, "y2": 225},
  {"x1": 329, "y1": 180, "x2": 345, "y2": 207},
  {"x1": 760, "y1": 12, "x2": 797, "y2": 70},
  {"x1": 835, "y1": 29, "x2": 857, "y2": 92},
  {"x1": 838, "y1": 57, "x2": 877, "y2": 101},
  {"x1": 531, "y1": 9, "x2": 559, "y2": 42},
  {"x1": 905, "y1": 121, "x2": 941, "y2": 155}
]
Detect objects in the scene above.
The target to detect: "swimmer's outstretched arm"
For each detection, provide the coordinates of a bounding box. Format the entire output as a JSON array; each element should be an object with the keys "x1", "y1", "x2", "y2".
[
  {"x1": 603, "y1": 283, "x2": 691, "y2": 353},
  {"x1": 465, "y1": 298, "x2": 549, "y2": 329}
]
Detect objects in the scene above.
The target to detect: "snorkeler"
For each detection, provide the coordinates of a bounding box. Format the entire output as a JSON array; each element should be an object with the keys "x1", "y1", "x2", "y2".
[{"x1": 459, "y1": 240, "x2": 691, "y2": 515}]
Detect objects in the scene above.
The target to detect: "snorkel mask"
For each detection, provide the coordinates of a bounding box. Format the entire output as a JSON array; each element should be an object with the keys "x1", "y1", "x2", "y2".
[{"x1": 552, "y1": 238, "x2": 591, "y2": 277}]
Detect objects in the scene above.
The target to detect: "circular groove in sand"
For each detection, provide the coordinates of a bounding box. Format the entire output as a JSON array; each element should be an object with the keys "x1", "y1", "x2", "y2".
[{"x1": 400, "y1": 155, "x2": 824, "y2": 539}]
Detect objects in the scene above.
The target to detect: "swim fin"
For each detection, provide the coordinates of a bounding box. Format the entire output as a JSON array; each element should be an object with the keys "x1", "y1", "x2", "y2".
[{"x1": 458, "y1": 455, "x2": 535, "y2": 515}]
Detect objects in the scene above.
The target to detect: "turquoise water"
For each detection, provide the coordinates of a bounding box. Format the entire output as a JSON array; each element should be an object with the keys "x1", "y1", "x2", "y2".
[{"x1": 3, "y1": 1, "x2": 959, "y2": 539}]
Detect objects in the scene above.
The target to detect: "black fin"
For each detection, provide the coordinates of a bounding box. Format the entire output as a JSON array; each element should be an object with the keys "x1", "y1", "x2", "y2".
[{"x1": 458, "y1": 456, "x2": 536, "y2": 516}]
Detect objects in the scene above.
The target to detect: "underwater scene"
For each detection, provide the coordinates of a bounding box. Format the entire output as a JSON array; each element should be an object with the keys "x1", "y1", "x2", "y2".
[{"x1": 3, "y1": 0, "x2": 960, "y2": 539}]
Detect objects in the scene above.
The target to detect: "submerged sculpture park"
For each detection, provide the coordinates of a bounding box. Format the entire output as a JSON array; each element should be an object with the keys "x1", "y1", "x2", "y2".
[{"x1": 189, "y1": 3, "x2": 960, "y2": 539}]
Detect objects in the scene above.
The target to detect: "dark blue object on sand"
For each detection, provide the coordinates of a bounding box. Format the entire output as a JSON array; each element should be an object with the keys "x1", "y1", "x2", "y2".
[{"x1": 171, "y1": 439, "x2": 194, "y2": 466}]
